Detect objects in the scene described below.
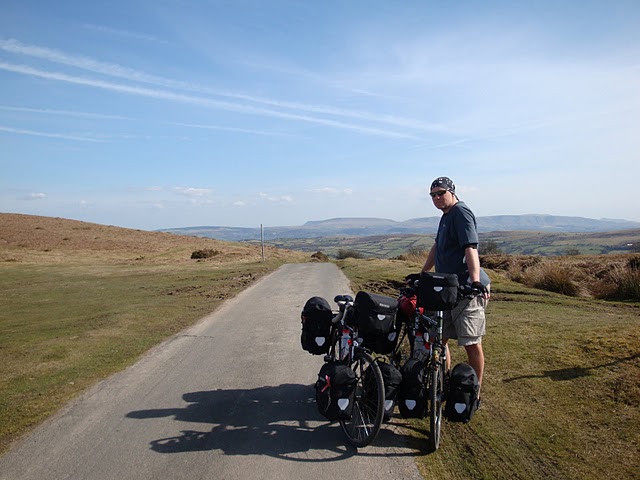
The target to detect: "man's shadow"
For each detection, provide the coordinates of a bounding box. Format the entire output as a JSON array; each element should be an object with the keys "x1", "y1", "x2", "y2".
[
  {"x1": 127, "y1": 383, "x2": 424, "y2": 461},
  {"x1": 503, "y1": 354, "x2": 639, "y2": 383}
]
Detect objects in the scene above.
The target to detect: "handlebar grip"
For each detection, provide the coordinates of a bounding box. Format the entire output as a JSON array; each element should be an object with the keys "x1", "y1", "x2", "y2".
[{"x1": 334, "y1": 294, "x2": 353, "y2": 303}]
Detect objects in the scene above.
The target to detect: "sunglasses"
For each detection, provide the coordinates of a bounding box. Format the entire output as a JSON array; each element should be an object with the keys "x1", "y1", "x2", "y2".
[{"x1": 429, "y1": 190, "x2": 448, "y2": 198}]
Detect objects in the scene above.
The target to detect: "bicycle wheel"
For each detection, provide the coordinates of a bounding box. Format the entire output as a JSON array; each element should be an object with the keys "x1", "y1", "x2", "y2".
[
  {"x1": 340, "y1": 350, "x2": 385, "y2": 448},
  {"x1": 428, "y1": 361, "x2": 445, "y2": 452}
]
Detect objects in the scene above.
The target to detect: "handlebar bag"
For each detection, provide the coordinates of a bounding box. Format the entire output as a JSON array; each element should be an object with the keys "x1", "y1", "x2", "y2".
[
  {"x1": 301, "y1": 296, "x2": 333, "y2": 355},
  {"x1": 353, "y1": 291, "x2": 398, "y2": 354},
  {"x1": 417, "y1": 272, "x2": 459, "y2": 311},
  {"x1": 315, "y1": 361, "x2": 357, "y2": 421}
]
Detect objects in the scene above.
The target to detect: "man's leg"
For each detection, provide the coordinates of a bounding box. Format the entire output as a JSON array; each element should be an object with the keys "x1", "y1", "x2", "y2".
[
  {"x1": 443, "y1": 340, "x2": 451, "y2": 371},
  {"x1": 465, "y1": 342, "x2": 484, "y2": 386}
]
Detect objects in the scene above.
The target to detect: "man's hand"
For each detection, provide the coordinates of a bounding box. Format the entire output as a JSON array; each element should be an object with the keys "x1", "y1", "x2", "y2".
[{"x1": 471, "y1": 281, "x2": 490, "y2": 300}]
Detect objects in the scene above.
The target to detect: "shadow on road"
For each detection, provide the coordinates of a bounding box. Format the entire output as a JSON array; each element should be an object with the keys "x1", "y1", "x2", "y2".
[{"x1": 127, "y1": 383, "x2": 425, "y2": 461}]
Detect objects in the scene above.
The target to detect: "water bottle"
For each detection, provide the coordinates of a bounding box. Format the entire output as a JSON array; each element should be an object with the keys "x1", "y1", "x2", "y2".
[
  {"x1": 340, "y1": 329, "x2": 350, "y2": 360},
  {"x1": 413, "y1": 331, "x2": 429, "y2": 361}
]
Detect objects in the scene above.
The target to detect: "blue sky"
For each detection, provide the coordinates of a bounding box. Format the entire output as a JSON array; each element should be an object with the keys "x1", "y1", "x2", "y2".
[{"x1": 1, "y1": 1, "x2": 639, "y2": 230}]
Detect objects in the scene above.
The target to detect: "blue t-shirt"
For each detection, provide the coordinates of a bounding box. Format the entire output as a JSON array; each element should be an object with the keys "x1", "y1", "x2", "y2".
[{"x1": 435, "y1": 201, "x2": 490, "y2": 286}]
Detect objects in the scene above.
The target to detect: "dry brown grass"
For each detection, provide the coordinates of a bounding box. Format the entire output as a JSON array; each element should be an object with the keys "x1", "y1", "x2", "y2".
[
  {"x1": 0, "y1": 213, "x2": 302, "y2": 266},
  {"x1": 481, "y1": 253, "x2": 640, "y2": 300}
]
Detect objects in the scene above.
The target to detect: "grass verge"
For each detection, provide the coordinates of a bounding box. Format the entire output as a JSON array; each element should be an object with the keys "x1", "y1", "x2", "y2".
[
  {"x1": 0, "y1": 259, "x2": 288, "y2": 454},
  {"x1": 337, "y1": 258, "x2": 640, "y2": 480}
]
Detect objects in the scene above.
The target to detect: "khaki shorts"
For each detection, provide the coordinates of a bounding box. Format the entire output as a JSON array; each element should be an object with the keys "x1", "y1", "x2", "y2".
[{"x1": 442, "y1": 296, "x2": 486, "y2": 347}]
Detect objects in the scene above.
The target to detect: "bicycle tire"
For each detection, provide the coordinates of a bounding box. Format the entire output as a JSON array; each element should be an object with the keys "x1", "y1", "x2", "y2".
[
  {"x1": 428, "y1": 361, "x2": 445, "y2": 452},
  {"x1": 340, "y1": 350, "x2": 385, "y2": 448}
]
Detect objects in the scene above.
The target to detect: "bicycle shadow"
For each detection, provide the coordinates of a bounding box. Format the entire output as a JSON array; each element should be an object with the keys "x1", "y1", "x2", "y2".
[
  {"x1": 503, "y1": 353, "x2": 639, "y2": 383},
  {"x1": 126, "y1": 383, "x2": 425, "y2": 461}
]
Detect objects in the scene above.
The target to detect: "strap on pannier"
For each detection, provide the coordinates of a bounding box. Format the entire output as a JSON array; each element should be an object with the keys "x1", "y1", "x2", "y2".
[{"x1": 315, "y1": 361, "x2": 357, "y2": 421}]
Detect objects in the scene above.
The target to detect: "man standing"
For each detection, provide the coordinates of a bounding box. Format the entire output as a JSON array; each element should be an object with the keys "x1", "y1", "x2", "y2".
[{"x1": 422, "y1": 176, "x2": 490, "y2": 390}]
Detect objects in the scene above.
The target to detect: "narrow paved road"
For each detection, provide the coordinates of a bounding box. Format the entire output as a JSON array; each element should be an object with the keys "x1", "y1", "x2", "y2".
[{"x1": 0, "y1": 263, "x2": 423, "y2": 480}]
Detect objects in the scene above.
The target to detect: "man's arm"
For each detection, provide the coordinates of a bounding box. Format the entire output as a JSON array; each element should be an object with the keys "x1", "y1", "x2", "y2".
[
  {"x1": 465, "y1": 245, "x2": 490, "y2": 299},
  {"x1": 464, "y1": 245, "x2": 481, "y2": 283},
  {"x1": 422, "y1": 244, "x2": 436, "y2": 272}
]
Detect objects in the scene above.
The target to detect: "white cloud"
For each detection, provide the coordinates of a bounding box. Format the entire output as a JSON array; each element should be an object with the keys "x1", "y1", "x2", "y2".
[
  {"x1": 21, "y1": 192, "x2": 46, "y2": 200},
  {"x1": 173, "y1": 187, "x2": 212, "y2": 197},
  {"x1": 0, "y1": 104, "x2": 128, "y2": 120},
  {"x1": 81, "y1": 24, "x2": 168, "y2": 44},
  {"x1": 259, "y1": 192, "x2": 294, "y2": 203},
  {"x1": 0, "y1": 39, "x2": 432, "y2": 139},
  {"x1": 0, "y1": 125, "x2": 104, "y2": 142},
  {"x1": 309, "y1": 187, "x2": 353, "y2": 195}
]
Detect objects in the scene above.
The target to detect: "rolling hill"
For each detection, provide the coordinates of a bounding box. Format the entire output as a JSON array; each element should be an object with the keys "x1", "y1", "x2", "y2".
[{"x1": 159, "y1": 214, "x2": 640, "y2": 242}]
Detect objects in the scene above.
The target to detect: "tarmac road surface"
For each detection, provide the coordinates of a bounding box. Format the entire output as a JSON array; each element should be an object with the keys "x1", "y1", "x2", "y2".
[{"x1": 0, "y1": 263, "x2": 424, "y2": 480}]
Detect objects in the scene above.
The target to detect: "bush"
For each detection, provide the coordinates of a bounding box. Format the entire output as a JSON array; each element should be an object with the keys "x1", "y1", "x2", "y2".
[
  {"x1": 521, "y1": 263, "x2": 583, "y2": 297},
  {"x1": 395, "y1": 247, "x2": 428, "y2": 262},
  {"x1": 479, "y1": 240, "x2": 501, "y2": 255},
  {"x1": 191, "y1": 249, "x2": 220, "y2": 259},
  {"x1": 310, "y1": 251, "x2": 329, "y2": 262},
  {"x1": 336, "y1": 249, "x2": 365, "y2": 260},
  {"x1": 599, "y1": 264, "x2": 640, "y2": 301},
  {"x1": 480, "y1": 254, "x2": 512, "y2": 270}
]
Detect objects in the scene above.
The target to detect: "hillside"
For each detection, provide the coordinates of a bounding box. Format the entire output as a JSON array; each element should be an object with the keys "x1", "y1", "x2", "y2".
[
  {"x1": 159, "y1": 214, "x2": 640, "y2": 241},
  {"x1": 252, "y1": 229, "x2": 640, "y2": 259},
  {"x1": 0, "y1": 213, "x2": 305, "y2": 454},
  {"x1": 0, "y1": 213, "x2": 303, "y2": 265}
]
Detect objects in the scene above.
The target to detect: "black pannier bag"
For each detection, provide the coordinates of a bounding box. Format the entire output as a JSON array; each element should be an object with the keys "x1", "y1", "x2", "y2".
[
  {"x1": 315, "y1": 361, "x2": 357, "y2": 421},
  {"x1": 376, "y1": 361, "x2": 403, "y2": 420},
  {"x1": 301, "y1": 296, "x2": 333, "y2": 355},
  {"x1": 417, "y1": 272, "x2": 459, "y2": 311},
  {"x1": 397, "y1": 359, "x2": 427, "y2": 418},
  {"x1": 353, "y1": 291, "x2": 398, "y2": 354},
  {"x1": 445, "y1": 363, "x2": 480, "y2": 423}
]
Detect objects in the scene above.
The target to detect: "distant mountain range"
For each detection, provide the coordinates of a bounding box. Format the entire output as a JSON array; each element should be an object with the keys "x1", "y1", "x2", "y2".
[{"x1": 159, "y1": 215, "x2": 640, "y2": 242}]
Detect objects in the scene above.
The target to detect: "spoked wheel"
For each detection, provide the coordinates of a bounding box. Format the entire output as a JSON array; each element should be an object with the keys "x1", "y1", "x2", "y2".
[
  {"x1": 428, "y1": 363, "x2": 445, "y2": 452},
  {"x1": 340, "y1": 350, "x2": 385, "y2": 448}
]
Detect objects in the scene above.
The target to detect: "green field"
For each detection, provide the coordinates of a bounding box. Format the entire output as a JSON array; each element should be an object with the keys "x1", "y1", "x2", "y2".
[
  {"x1": 337, "y1": 257, "x2": 639, "y2": 479},
  {"x1": 260, "y1": 229, "x2": 640, "y2": 258}
]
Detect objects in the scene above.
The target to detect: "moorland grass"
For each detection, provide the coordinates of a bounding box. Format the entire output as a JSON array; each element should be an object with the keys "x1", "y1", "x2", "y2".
[
  {"x1": 337, "y1": 258, "x2": 640, "y2": 480},
  {"x1": 0, "y1": 259, "x2": 291, "y2": 453}
]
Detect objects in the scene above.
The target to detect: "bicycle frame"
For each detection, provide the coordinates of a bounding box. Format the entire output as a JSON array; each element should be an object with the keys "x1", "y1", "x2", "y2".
[
  {"x1": 414, "y1": 308, "x2": 446, "y2": 368},
  {"x1": 323, "y1": 294, "x2": 385, "y2": 448}
]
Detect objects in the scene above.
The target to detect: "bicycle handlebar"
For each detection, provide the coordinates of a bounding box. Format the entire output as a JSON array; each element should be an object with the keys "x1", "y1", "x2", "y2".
[
  {"x1": 403, "y1": 274, "x2": 483, "y2": 299},
  {"x1": 332, "y1": 294, "x2": 354, "y2": 324}
]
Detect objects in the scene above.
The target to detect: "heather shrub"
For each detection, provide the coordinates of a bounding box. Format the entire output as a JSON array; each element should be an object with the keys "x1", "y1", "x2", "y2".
[
  {"x1": 336, "y1": 249, "x2": 365, "y2": 260},
  {"x1": 481, "y1": 254, "x2": 512, "y2": 271},
  {"x1": 600, "y1": 264, "x2": 640, "y2": 301},
  {"x1": 310, "y1": 251, "x2": 329, "y2": 262},
  {"x1": 395, "y1": 247, "x2": 428, "y2": 262},
  {"x1": 521, "y1": 262, "x2": 584, "y2": 297},
  {"x1": 191, "y1": 249, "x2": 220, "y2": 259},
  {"x1": 479, "y1": 240, "x2": 501, "y2": 255}
]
